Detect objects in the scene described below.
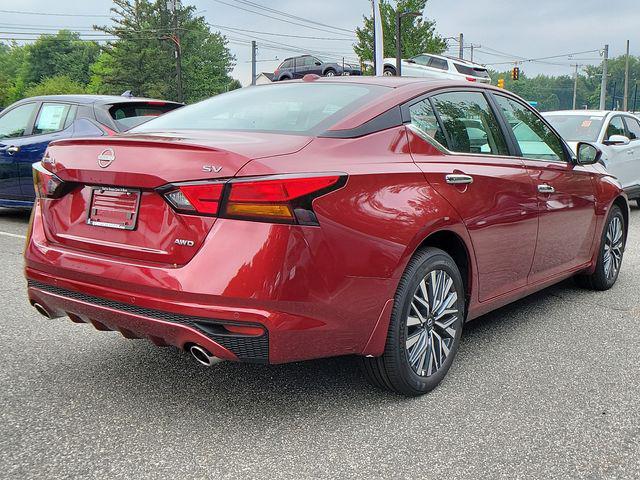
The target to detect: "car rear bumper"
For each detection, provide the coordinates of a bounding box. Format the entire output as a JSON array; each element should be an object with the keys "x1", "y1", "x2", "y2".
[{"x1": 25, "y1": 202, "x2": 396, "y2": 363}]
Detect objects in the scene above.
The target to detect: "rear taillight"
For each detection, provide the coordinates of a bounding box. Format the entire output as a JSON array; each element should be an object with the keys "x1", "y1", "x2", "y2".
[
  {"x1": 465, "y1": 76, "x2": 477, "y2": 82},
  {"x1": 161, "y1": 174, "x2": 345, "y2": 225},
  {"x1": 33, "y1": 161, "x2": 65, "y2": 199}
]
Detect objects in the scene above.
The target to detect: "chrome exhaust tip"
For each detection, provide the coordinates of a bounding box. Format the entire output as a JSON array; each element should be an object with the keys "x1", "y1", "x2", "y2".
[
  {"x1": 189, "y1": 345, "x2": 222, "y2": 367},
  {"x1": 32, "y1": 302, "x2": 51, "y2": 318}
]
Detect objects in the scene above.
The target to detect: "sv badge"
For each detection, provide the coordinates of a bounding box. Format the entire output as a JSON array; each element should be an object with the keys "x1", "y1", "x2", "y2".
[{"x1": 202, "y1": 165, "x2": 223, "y2": 173}]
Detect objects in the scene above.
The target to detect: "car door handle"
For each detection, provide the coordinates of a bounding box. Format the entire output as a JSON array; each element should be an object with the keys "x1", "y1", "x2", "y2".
[
  {"x1": 445, "y1": 174, "x2": 474, "y2": 185},
  {"x1": 6, "y1": 146, "x2": 19, "y2": 155},
  {"x1": 538, "y1": 184, "x2": 555, "y2": 194}
]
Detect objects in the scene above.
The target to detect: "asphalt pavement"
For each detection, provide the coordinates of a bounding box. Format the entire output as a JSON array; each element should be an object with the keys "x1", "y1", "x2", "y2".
[{"x1": 1, "y1": 206, "x2": 639, "y2": 479}]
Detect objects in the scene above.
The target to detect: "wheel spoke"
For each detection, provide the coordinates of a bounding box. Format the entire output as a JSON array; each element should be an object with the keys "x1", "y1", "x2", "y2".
[{"x1": 405, "y1": 268, "x2": 461, "y2": 378}]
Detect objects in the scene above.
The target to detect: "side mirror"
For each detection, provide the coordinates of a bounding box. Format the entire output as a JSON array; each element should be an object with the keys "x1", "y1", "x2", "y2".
[
  {"x1": 576, "y1": 142, "x2": 602, "y2": 165},
  {"x1": 315, "y1": 62, "x2": 322, "y2": 66},
  {"x1": 603, "y1": 134, "x2": 630, "y2": 146},
  {"x1": 406, "y1": 59, "x2": 416, "y2": 64}
]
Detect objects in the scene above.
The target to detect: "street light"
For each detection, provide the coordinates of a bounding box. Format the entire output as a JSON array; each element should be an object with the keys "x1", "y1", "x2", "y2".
[{"x1": 395, "y1": 11, "x2": 421, "y2": 76}]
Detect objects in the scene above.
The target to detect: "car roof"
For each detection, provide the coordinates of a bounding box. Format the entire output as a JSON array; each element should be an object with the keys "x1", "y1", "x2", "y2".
[{"x1": 14, "y1": 94, "x2": 180, "y2": 106}]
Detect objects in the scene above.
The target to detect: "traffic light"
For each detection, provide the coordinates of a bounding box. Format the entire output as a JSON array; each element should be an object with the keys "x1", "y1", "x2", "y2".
[
  {"x1": 497, "y1": 78, "x2": 505, "y2": 89},
  {"x1": 511, "y1": 67, "x2": 520, "y2": 81}
]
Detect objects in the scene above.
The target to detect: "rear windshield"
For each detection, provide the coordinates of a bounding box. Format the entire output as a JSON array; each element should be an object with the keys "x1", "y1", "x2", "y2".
[
  {"x1": 109, "y1": 102, "x2": 182, "y2": 130},
  {"x1": 453, "y1": 64, "x2": 490, "y2": 79},
  {"x1": 132, "y1": 83, "x2": 389, "y2": 136},
  {"x1": 543, "y1": 114, "x2": 604, "y2": 142}
]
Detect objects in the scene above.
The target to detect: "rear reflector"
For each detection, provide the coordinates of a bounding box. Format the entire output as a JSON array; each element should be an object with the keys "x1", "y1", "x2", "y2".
[
  {"x1": 161, "y1": 174, "x2": 345, "y2": 225},
  {"x1": 33, "y1": 161, "x2": 65, "y2": 199}
]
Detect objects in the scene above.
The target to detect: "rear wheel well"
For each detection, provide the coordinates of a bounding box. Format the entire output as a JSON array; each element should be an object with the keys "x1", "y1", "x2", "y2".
[{"x1": 416, "y1": 231, "x2": 471, "y2": 313}]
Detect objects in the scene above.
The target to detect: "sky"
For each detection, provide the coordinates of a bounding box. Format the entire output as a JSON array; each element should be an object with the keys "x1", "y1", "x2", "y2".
[{"x1": 1, "y1": 0, "x2": 639, "y2": 85}]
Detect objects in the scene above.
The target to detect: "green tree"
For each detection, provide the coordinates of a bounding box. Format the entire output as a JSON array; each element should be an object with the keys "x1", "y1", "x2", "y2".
[
  {"x1": 24, "y1": 75, "x2": 87, "y2": 97},
  {"x1": 0, "y1": 42, "x2": 29, "y2": 106},
  {"x1": 24, "y1": 31, "x2": 100, "y2": 86},
  {"x1": 354, "y1": 0, "x2": 446, "y2": 64},
  {"x1": 95, "y1": 0, "x2": 236, "y2": 103}
]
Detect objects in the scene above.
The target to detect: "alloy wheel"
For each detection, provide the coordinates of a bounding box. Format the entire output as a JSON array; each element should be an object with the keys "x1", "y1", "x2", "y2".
[
  {"x1": 603, "y1": 215, "x2": 623, "y2": 280},
  {"x1": 405, "y1": 269, "x2": 460, "y2": 377}
]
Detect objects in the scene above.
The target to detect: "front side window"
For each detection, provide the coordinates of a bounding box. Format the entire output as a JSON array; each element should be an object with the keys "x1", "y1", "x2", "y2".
[
  {"x1": 133, "y1": 83, "x2": 389, "y2": 136},
  {"x1": 624, "y1": 117, "x2": 640, "y2": 140},
  {"x1": 0, "y1": 103, "x2": 38, "y2": 139},
  {"x1": 430, "y1": 91, "x2": 508, "y2": 155},
  {"x1": 606, "y1": 116, "x2": 625, "y2": 140},
  {"x1": 411, "y1": 55, "x2": 430, "y2": 66},
  {"x1": 33, "y1": 103, "x2": 73, "y2": 135},
  {"x1": 494, "y1": 95, "x2": 565, "y2": 161}
]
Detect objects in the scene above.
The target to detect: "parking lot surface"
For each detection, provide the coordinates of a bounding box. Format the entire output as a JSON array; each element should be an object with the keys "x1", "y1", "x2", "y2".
[{"x1": 1, "y1": 206, "x2": 639, "y2": 479}]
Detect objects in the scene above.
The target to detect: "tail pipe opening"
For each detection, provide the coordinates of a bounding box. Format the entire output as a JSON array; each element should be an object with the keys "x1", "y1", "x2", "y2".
[
  {"x1": 189, "y1": 344, "x2": 223, "y2": 367},
  {"x1": 32, "y1": 302, "x2": 51, "y2": 319}
]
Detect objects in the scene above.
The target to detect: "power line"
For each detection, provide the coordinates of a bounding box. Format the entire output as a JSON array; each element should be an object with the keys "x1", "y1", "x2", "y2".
[
  {"x1": 207, "y1": 23, "x2": 353, "y2": 41},
  {"x1": 0, "y1": 9, "x2": 111, "y2": 18},
  {"x1": 230, "y1": 0, "x2": 354, "y2": 34},
  {"x1": 209, "y1": 0, "x2": 356, "y2": 39}
]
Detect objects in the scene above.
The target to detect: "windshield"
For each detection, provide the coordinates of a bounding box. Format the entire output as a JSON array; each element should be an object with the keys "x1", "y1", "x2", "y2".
[
  {"x1": 133, "y1": 83, "x2": 388, "y2": 136},
  {"x1": 544, "y1": 114, "x2": 604, "y2": 142}
]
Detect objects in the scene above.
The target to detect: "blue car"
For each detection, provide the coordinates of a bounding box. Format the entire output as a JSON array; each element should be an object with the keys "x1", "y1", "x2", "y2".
[{"x1": 0, "y1": 95, "x2": 182, "y2": 208}]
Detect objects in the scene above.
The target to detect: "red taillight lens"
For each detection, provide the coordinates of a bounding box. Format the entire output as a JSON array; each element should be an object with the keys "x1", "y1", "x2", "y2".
[
  {"x1": 33, "y1": 161, "x2": 65, "y2": 199},
  {"x1": 225, "y1": 175, "x2": 342, "y2": 224},
  {"x1": 161, "y1": 175, "x2": 345, "y2": 225},
  {"x1": 228, "y1": 176, "x2": 339, "y2": 203},
  {"x1": 465, "y1": 76, "x2": 477, "y2": 82},
  {"x1": 164, "y1": 183, "x2": 224, "y2": 215}
]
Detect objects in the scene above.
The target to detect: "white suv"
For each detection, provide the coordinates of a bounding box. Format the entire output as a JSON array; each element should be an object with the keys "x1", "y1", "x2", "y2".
[{"x1": 382, "y1": 53, "x2": 491, "y2": 84}]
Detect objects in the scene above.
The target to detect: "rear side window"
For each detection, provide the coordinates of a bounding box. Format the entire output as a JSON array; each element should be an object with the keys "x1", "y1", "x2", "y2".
[
  {"x1": 133, "y1": 83, "x2": 389, "y2": 136},
  {"x1": 606, "y1": 116, "x2": 625, "y2": 139},
  {"x1": 624, "y1": 117, "x2": 640, "y2": 140},
  {"x1": 408, "y1": 99, "x2": 447, "y2": 147},
  {"x1": 108, "y1": 102, "x2": 181, "y2": 130},
  {"x1": 428, "y1": 57, "x2": 448, "y2": 70},
  {"x1": 453, "y1": 63, "x2": 490, "y2": 79},
  {"x1": 494, "y1": 95, "x2": 565, "y2": 161},
  {"x1": 0, "y1": 103, "x2": 38, "y2": 138},
  {"x1": 430, "y1": 91, "x2": 508, "y2": 155},
  {"x1": 33, "y1": 103, "x2": 73, "y2": 135}
]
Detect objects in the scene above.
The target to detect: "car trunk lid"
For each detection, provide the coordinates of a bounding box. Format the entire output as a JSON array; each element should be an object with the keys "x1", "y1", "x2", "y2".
[{"x1": 40, "y1": 131, "x2": 312, "y2": 265}]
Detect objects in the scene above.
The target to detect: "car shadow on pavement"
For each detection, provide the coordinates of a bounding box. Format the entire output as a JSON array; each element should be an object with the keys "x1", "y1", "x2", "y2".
[{"x1": 35, "y1": 278, "x2": 583, "y2": 416}]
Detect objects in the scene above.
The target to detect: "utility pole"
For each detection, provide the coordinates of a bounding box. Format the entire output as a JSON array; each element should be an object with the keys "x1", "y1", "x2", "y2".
[
  {"x1": 470, "y1": 44, "x2": 474, "y2": 62},
  {"x1": 251, "y1": 41, "x2": 257, "y2": 86},
  {"x1": 599, "y1": 44, "x2": 609, "y2": 110},
  {"x1": 395, "y1": 11, "x2": 421, "y2": 76},
  {"x1": 458, "y1": 33, "x2": 464, "y2": 60},
  {"x1": 372, "y1": 0, "x2": 384, "y2": 76},
  {"x1": 572, "y1": 64, "x2": 579, "y2": 110},
  {"x1": 624, "y1": 40, "x2": 630, "y2": 110},
  {"x1": 611, "y1": 81, "x2": 617, "y2": 110},
  {"x1": 170, "y1": 0, "x2": 183, "y2": 103}
]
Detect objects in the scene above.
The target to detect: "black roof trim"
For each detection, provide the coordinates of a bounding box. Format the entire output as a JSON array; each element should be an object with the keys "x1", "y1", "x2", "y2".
[{"x1": 319, "y1": 106, "x2": 403, "y2": 139}]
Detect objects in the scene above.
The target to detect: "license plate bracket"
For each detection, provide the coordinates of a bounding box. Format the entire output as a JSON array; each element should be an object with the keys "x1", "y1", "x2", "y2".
[{"x1": 86, "y1": 187, "x2": 141, "y2": 230}]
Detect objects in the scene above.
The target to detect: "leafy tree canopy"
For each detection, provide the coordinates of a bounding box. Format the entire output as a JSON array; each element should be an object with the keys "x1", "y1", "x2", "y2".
[{"x1": 354, "y1": 0, "x2": 447, "y2": 62}]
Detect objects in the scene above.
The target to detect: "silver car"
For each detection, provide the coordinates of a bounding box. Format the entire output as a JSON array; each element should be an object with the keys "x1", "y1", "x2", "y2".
[{"x1": 544, "y1": 110, "x2": 640, "y2": 204}]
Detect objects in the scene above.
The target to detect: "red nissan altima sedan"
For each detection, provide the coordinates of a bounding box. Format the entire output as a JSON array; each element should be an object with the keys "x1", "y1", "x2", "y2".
[{"x1": 25, "y1": 76, "x2": 628, "y2": 396}]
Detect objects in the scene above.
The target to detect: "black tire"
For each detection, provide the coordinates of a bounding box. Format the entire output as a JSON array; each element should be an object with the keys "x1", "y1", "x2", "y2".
[
  {"x1": 359, "y1": 247, "x2": 465, "y2": 396},
  {"x1": 383, "y1": 66, "x2": 397, "y2": 76},
  {"x1": 324, "y1": 68, "x2": 337, "y2": 77},
  {"x1": 575, "y1": 204, "x2": 625, "y2": 291}
]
